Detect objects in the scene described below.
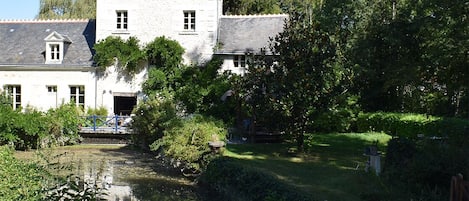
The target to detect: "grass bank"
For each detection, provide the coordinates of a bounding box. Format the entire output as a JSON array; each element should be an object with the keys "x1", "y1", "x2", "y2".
[{"x1": 222, "y1": 132, "x2": 412, "y2": 201}]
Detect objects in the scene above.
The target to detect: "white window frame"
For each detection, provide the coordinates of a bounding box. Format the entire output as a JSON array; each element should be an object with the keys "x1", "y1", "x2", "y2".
[
  {"x1": 47, "y1": 85, "x2": 57, "y2": 93},
  {"x1": 116, "y1": 10, "x2": 128, "y2": 30},
  {"x1": 5, "y1": 85, "x2": 21, "y2": 110},
  {"x1": 50, "y1": 44, "x2": 60, "y2": 61},
  {"x1": 183, "y1": 10, "x2": 196, "y2": 31},
  {"x1": 45, "y1": 42, "x2": 63, "y2": 64},
  {"x1": 70, "y1": 86, "x2": 85, "y2": 108},
  {"x1": 233, "y1": 55, "x2": 246, "y2": 68}
]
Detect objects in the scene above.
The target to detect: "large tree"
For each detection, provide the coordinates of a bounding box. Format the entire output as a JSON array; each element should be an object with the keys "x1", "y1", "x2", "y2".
[
  {"x1": 38, "y1": 0, "x2": 96, "y2": 19},
  {"x1": 241, "y1": 3, "x2": 351, "y2": 151},
  {"x1": 351, "y1": 0, "x2": 468, "y2": 117}
]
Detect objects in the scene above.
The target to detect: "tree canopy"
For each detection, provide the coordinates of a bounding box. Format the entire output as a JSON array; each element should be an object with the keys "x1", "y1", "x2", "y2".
[
  {"x1": 38, "y1": 0, "x2": 96, "y2": 19},
  {"x1": 236, "y1": 0, "x2": 468, "y2": 151}
]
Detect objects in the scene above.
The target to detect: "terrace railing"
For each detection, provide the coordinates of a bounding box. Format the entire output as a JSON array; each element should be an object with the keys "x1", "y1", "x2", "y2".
[{"x1": 79, "y1": 115, "x2": 133, "y2": 134}]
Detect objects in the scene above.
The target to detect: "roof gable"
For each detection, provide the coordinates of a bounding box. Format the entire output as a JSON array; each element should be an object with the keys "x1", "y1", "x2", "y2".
[
  {"x1": 44, "y1": 31, "x2": 72, "y2": 43},
  {"x1": 0, "y1": 19, "x2": 96, "y2": 67},
  {"x1": 216, "y1": 14, "x2": 287, "y2": 55}
]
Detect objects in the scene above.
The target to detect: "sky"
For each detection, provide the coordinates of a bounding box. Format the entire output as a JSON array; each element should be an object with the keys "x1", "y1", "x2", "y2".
[{"x1": 0, "y1": 0, "x2": 40, "y2": 20}]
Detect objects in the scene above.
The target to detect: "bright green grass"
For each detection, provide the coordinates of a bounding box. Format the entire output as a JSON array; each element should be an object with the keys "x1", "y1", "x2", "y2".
[{"x1": 224, "y1": 132, "x2": 411, "y2": 201}]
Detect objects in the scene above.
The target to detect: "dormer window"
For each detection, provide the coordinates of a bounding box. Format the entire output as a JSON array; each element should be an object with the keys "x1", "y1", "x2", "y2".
[
  {"x1": 50, "y1": 44, "x2": 60, "y2": 61},
  {"x1": 44, "y1": 31, "x2": 72, "y2": 64}
]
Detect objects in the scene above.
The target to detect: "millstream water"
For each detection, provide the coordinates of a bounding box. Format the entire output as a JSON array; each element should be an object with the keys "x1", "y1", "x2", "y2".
[{"x1": 15, "y1": 145, "x2": 208, "y2": 201}]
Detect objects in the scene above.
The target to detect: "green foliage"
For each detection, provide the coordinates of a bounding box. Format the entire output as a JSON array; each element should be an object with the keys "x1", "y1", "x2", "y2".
[
  {"x1": 356, "y1": 112, "x2": 469, "y2": 138},
  {"x1": 226, "y1": 0, "x2": 468, "y2": 140},
  {"x1": 38, "y1": 0, "x2": 96, "y2": 19},
  {"x1": 84, "y1": 106, "x2": 108, "y2": 127},
  {"x1": 383, "y1": 137, "x2": 469, "y2": 200},
  {"x1": 93, "y1": 36, "x2": 145, "y2": 74},
  {"x1": 143, "y1": 68, "x2": 170, "y2": 94},
  {"x1": 0, "y1": 146, "x2": 46, "y2": 200},
  {"x1": 0, "y1": 105, "x2": 50, "y2": 150},
  {"x1": 145, "y1": 36, "x2": 185, "y2": 71},
  {"x1": 199, "y1": 158, "x2": 314, "y2": 201},
  {"x1": 131, "y1": 96, "x2": 179, "y2": 148},
  {"x1": 142, "y1": 41, "x2": 234, "y2": 124},
  {"x1": 150, "y1": 115, "x2": 227, "y2": 173},
  {"x1": 0, "y1": 93, "x2": 83, "y2": 149},
  {"x1": 242, "y1": 5, "x2": 351, "y2": 151},
  {"x1": 0, "y1": 104, "x2": 20, "y2": 146},
  {"x1": 223, "y1": 0, "x2": 326, "y2": 15},
  {"x1": 311, "y1": 95, "x2": 361, "y2": 133},
  {"x1": 0, "y1": 146, "x2": 108, "y2": 200},
  {"x1": 350, "y1": 0, "x2": 469, "y2": 117},
  {"x1": 223, "y1": 0, "x2": 282, "y2": 15},
  {"x1": 142, "y1": 37, "x2": 185, "y2": 96},
  {"x1": 174, "y1": 57, "x2": 235, "y2": 123},
  {"x1": 46, "y1": 103, "x2": 84, "y2": 146},
  {"x1": 86, "y1": 106, "x2": 108, "y2": 116}
]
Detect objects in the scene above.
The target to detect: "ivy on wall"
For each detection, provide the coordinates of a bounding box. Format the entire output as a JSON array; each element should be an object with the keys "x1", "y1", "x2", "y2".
[
  {"x1": 145, "y1": 36, "x2": 185, "y2": 71},
  {"x1": 93, "y1": 36, "x2": 145, "y2": 74},
  {"x1": 93, "y1": 36, "x2": 186, "y2": 76}
]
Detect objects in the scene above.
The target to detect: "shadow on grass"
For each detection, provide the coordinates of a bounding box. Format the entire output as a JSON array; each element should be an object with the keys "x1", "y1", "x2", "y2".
[{"x1": 224, "y1": 133, "x2": 411, "y2": 201}]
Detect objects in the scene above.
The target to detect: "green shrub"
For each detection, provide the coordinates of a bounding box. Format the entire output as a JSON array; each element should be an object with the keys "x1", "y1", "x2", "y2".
[
  {"x1": 383, "y1": 137, "x2": 469, "y2": 199},
  {"x1": 0, "y1": 105, "x2": 51, "y2": 150},
  {"x1": 150, "y1": 114, "x2": 227, "y2": 173},
  {"x1": 356, "y1": 112, "x2": 469, "y2": 138},
  {"x1": 131, "y1": 96, "x2": 179, "y2": 148},
  {"x1": 0, "y1": 102, "x2": 84, "y2": 149},
  {"x1": 17, "y1": 110, "x2": 50, "y2": 149},
  {"x1": 0, "y1": 105, "x2": 21, "y2": 146},
  {"x1": 312, "y1": 108, "x2": 357, "y2": 133},
  {"x1": 0, "y1": 146, "x2": 46, "y2": 200},
  {"x1": 86, "y1": 106, "x2": 108, "y2": 116},
  {"x1": 45, "y1": 103, "x2": 84, "y2": 146},
  {"x1": 310, "y1": 95, "x2": 360, "y2": 133},
  {"x1": 84, "y1": 106, "x2": 109, "y2": 127},
  {"x1": 199, "y1": 158, "x2": 314, "y2": 201}
]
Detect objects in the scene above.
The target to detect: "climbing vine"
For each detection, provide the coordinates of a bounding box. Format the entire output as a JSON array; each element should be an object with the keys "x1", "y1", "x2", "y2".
[
  {"x1": 93, "y1": 36, "x2": 186, "y2": 76},
  {"x1": 93, "y1": 36, "x2": 145, "y2": 74},
  {"x1": 145, "y1": 36, "x2": 185, "y2": 71}
]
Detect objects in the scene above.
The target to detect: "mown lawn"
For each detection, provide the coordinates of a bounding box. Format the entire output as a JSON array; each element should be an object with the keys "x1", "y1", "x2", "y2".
[{"x1": 224, "y1": 132, "x2": 411, "y2": 201}]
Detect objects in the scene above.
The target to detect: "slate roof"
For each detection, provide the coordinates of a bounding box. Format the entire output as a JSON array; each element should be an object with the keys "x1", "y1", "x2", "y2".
[
  {"x1": 0, "y1": 19, "x2": 96, "y2": 67},
  {"x1": 216, "y1": 14, "x2": 287, "y2": 55}
]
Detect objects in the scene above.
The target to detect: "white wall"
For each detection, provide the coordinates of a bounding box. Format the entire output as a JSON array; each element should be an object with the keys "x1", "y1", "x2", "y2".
[
  {"x1": 0, "y1": 67, "x2": 146, "y2": 115},
  {"x1": 0, "y1": 69, "x2": 96, "y2": 112},
  {"x1": 217, "y1": 55, "x2": 247, "y2": 75},
  {"x1": 96, "y1": 65, "x2": 147, "y2": 114},
  {"x1": 96, "y1": 0, "x2": 222, "y2": 65},
  {"x1": 1, "y1": 0, "x2": 227, "y2": 114}
]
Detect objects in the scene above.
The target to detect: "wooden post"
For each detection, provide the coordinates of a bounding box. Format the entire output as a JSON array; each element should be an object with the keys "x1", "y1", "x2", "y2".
[{"x1": 450, "y1": 174, "x2": 469, "y2": 201}]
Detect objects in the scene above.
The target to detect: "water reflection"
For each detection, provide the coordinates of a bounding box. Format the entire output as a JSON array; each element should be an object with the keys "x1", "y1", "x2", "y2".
[{"x1": 66, "y1": 146, "x2": 202, "y2": 201}]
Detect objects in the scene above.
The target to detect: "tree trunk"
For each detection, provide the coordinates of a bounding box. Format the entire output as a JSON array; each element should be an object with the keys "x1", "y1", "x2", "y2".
[{"x1": 297, "y1": 130, "x2": 305, "y2": 153}]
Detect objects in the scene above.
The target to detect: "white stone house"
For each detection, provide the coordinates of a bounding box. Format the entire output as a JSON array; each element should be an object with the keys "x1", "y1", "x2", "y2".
[
  {"x1": 0, "y1": 0, "x2": 285, "y2": 115},
  {"x1": 215, "y1": 14, "x2": 287, "y2": 75}
]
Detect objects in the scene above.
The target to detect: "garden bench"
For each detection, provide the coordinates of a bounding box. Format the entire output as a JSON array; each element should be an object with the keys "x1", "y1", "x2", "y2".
[{"x1": 252, "y1": 131, "x2": 283, "y2": 143}]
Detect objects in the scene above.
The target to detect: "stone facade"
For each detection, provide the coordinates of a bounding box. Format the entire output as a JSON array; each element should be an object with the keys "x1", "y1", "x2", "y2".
[
  {"x1": 96, "y1": 0, "x2": 222, "y2": 65},
  {"x1": 0, "y1": 0, "x2": 285, "y2": 115}
]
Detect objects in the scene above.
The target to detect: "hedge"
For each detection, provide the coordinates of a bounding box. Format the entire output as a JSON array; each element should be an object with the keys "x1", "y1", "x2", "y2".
[
  {"x1": 198, "y1": 158, "x2": 314, "y2": 201},
  {"x1": 356, "y1": 112, "x2": 469, "y2": 138}
]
